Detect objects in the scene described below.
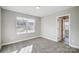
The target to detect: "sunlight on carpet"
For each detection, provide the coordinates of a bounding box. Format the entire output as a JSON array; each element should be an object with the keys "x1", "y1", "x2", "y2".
[
  {"x1": 19, "y1": 45, "x2": 33, "y2": 53},
  {"x1": 10, "y1": 45, "x2": 33, "y2": 53}
]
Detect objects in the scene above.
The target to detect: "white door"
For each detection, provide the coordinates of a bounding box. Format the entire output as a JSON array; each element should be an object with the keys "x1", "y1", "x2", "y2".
[{"x1": 57, "y1": 18, "x2": 62, "y2": 41}]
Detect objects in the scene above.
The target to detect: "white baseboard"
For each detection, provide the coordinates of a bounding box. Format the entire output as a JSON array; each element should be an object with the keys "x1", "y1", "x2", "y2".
[
  {"x1": 2, "y1": 36, "x2": 40, "y2": 46},
  {"x1": 42, "y1": 34, "x2": 79, "y2": 49},
  {"x1": 69, "y1": 44, "x2": 79, "y2": 49},
  {"x1": 42, "y1": 35, "x2": 79, "y2": 49},
  {"x1": 2, "y1": 35, "x2": 79, "y2": 50},
  {"x1": 41, "y1": 35, "x2": 59, "y2": 42}
]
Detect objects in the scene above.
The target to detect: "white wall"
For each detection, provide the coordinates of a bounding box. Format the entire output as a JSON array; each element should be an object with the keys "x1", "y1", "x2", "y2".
[
  {"x1": 1, "y1": 7, "x2": 79, "y2": 49},
  {"x1": 1, "y1": 9, "x2": 41, "y2": 45},
  {"x1": 41, "y1": 7, "x2": 79, "y2": 48},
  {"x1": 0, "y1": 7, "x2": 1, "y2": 49},
  {"x1": 41, "y1": 15, "x2": 57, "y2": 41}
]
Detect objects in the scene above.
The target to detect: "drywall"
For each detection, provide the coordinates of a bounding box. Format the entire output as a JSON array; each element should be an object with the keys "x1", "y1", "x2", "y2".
[
  {"x1": 1, "y1": 9, "x2": 41, "y2": 45},
  {"x1": 41, "y1": 7, "x2": 79, "y2": 48},
  {"x1": 0, "y1": 7, "x2": 1, "y2": 49},
  {"x1": 41, "y1": 15, "x2": 57, "y2": 42}
]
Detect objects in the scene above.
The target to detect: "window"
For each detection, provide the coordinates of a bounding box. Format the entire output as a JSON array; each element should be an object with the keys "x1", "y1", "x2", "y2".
[{"x1": 16, "y1": 17, "x2": 35, "y2": 34}]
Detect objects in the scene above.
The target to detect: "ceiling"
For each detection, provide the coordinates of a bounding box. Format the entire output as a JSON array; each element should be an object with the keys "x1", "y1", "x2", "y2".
[{"x1": 1, "y1": 6, "x2": 73, "y2": 17}]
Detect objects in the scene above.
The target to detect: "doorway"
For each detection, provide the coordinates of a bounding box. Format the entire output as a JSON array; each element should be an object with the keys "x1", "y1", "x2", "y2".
[{"x1": 57, "y1": 15, "x2": 70, "y2": 45}]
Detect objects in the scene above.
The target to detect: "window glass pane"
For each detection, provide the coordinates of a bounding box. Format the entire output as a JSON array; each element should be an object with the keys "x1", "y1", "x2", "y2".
[
  {"x1": 16, "y1": 17, "x2": 35, "y2": 34},
  {"x1": 27, "y1": 19, "x2": 35, "y2": 32},
  {"x1": 16, "y1": 17, "x2": 26, "y2": 34}
]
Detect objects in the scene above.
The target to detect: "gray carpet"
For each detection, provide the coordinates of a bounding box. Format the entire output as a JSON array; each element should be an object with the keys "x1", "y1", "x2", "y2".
[{"x1": 0, "y1": 37, "x2": 79, "y2": 53}]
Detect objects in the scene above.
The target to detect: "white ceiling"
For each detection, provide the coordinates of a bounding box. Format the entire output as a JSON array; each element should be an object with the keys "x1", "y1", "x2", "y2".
[{"x1": 1, "y1": 6, "x2": 73, "y2": 17}]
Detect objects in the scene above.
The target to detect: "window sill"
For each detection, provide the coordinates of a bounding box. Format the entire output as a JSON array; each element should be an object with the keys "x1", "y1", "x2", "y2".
[{"x1": 17, "y1": 31, "x2": 35, "y2": 35}]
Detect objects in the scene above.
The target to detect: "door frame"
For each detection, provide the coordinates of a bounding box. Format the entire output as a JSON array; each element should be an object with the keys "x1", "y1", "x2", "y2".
[{"x1": 56, "y1": 14, "x2": 71, "y2": 45}]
